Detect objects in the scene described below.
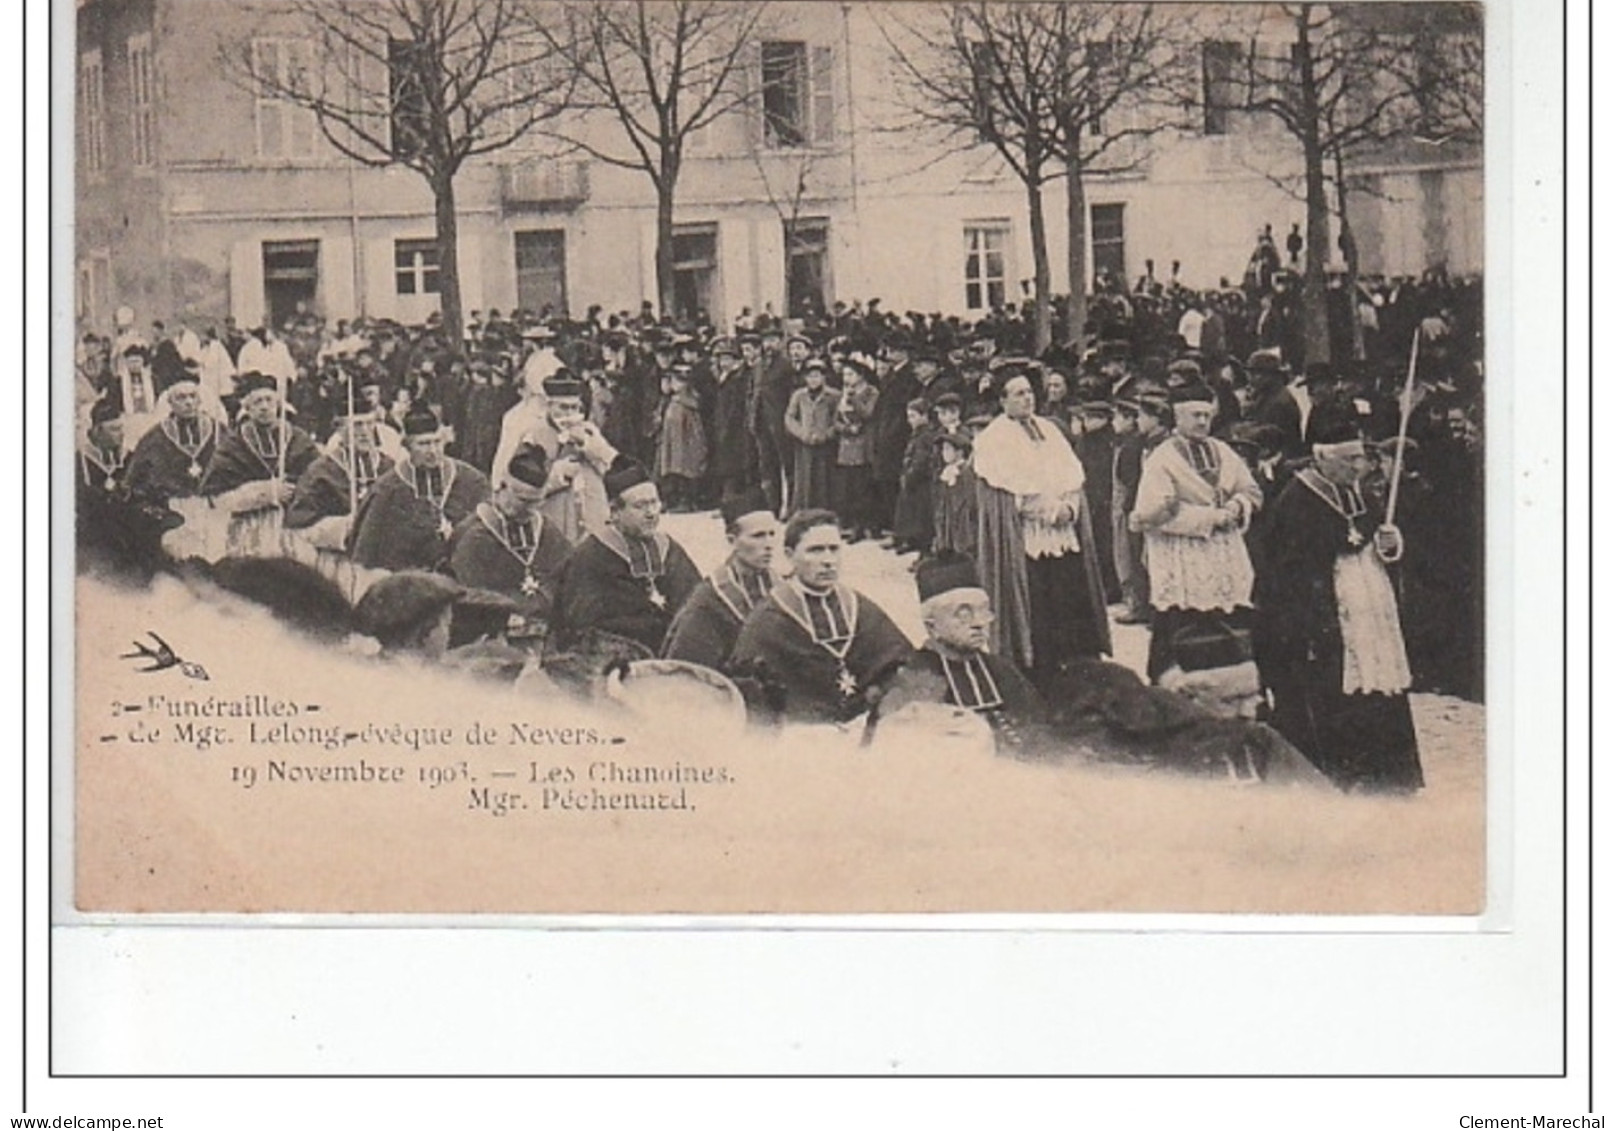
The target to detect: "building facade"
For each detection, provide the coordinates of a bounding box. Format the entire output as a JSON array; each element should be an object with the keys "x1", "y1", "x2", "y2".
[{"x1": 74, "y1": 0, "x2": 1483, "y2": 336}]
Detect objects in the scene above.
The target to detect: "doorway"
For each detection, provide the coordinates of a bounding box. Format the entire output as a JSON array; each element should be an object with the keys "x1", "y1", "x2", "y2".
[{"x1": 262, "y1": 239, "x2": 320, "y2": 330}]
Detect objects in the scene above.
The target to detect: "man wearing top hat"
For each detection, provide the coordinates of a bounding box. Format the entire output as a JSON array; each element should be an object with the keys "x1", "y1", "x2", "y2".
[
  {"x1": 661, "y1": 490, "x2": 780, "y2": 671},
  {"x1": 445, "y1": 443, "x2": 573, "y2": 631},
  {"x1": 873, "y1": 552, "x2": 1051, "y2": 753},
  {"x1": 1129, "y1": 378, "x2": 1262, "y2": 682},
  {"x1": 201, "y1": 371, "x2": 321, "y2": 559},
  {"x1": 549, "y1": 461, "x2": 701, "y2": 656},
  {"x1": 1244, "y1": 349, "x2": 1304, "y2": 457},
  {"x1": 729, "y1": 508, "x2": 911, "y2": 725},
  {"x1": 349, "y1": 403, "x2": 490, "y2": 572},
  {"x1": 870, "y1": 331, "x2": 919, "y2": 533}
]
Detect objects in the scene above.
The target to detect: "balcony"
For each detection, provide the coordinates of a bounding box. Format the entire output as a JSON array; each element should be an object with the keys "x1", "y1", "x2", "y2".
[{"x1": 500, "y1": 158, "x2": 590, "y2": 212}]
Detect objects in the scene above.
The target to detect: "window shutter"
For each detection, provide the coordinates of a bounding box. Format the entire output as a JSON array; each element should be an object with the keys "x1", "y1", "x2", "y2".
[{"x1": 810, "y1": 44, "x2": 834, "y2": 145}]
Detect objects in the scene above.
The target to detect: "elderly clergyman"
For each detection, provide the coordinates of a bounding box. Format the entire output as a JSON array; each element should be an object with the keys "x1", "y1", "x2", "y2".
[
  {"x1": 874, "y1": 552, "x2": 1051, "y2": 753},
  {"x1": 1129, "y1": 378, "x2": 1262, "y2": 682},
  {"x1": 1256, "y1": 413, "x2": 1423, "y2": 794}
]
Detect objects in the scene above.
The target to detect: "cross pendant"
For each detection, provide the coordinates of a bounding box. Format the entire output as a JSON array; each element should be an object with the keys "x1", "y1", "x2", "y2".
[{"x1": 836, "y1": 666, "x2": 858, "y2": 698}]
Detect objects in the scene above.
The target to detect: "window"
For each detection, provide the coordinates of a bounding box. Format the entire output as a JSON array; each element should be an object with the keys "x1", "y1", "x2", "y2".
[
  {"x1": 968, "y1": 40, "x2": 1002, "y2": 141},
  {"x1": 127, "y1": 33, "x2": 156, "y2": 167},
  {"x1": 1091, "y1": 203, "x2": 1126, "y2": 284},
  {"x1": 79, "y1": 49, "x2": 105, "y2": 174},
  {"x1": 394, "y1": 239, "x2": 440, "y2": 295},
  {"x1": 389, "y1": 39, "x2": 429, "y2": 160},
  {"x1": 1201, "y1": 40, "x2": 1241, "y2": 136},
  {"x1": 1084, "y1": 41, "x2": 1115, "y2": 136},
  {"x1": 963, "y1": 223, "x2": 1010, "y2": 312},
  {"x1": 760, "y1": 41, "x2": 834, "y2": 148},
  {"x1": 253, "y1": 38, "x2": 317, "y2": 160}
]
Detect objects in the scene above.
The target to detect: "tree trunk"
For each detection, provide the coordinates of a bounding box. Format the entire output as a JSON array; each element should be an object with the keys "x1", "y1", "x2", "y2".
[
  {"x1": 1332, "y1": 146, "x2": 1365, "y2": 362},
  {"x1": 1300, "y1": 143, "x2": 1332, "y2": 367},
  {"x1": 1064, "y1": 151, "x2": 1089, "y2": 348},
  {"x1": 655, "y1": 177, "x2": 677, "y2": 321},
  {"x1": 1025, "y1": 178, "x2": 1052, "y2": 355},
  {"x1": 432, "y1": 171, "x2": 464, "y2": 346},
  {"x1": 1295, "y1": 7, "x2": 1331, "y2": 367}
]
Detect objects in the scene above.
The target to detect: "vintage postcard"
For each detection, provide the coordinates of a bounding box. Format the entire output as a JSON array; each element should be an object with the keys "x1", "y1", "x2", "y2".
[{"x1": 67, "y1": 0, "x2": 1488, "y2": 917}]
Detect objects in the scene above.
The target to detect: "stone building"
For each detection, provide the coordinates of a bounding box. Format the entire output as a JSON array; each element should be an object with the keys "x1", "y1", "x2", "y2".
[{"x1": 73, "y1": 0, "x2": 1482, "y2": 335}]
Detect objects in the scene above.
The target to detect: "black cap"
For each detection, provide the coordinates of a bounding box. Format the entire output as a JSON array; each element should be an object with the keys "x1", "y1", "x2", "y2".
[
  {"x1": 504, "y1": 443, "x2": 550, "y2": 489},
  {"x1": 89, "y1": 395, "x2": 121, "y2": 425},
  {"x1": 541, "y1": 371, "x2": 586, "y2": 398},
  {"x1": 235, "y1": 371, "x2": 277, "y2": 398},
  {"x1": 719, "y1": 488, "x2": 773, "y2": 528},
  {"x1": 402, "y1": 404, "x2": 442, "y2": 437},
  {"x1": 603, "y1": 460, "x2": 653, "y2": 501},
  {"x1": 1247, "y1": 349, "x2": 1288, "y2": 374},
  {"x1": 1170, "y1": 380, "x2": 1218, "y2": 406},
  {"x1": 916, "y1": 552, "x2": 982, "y2": 603},
  {"x1": 1309, "y1": 408, "x2": 1365, "y2": 447}
]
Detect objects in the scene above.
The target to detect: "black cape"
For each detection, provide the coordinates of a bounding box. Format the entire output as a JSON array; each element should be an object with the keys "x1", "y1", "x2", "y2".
[
  {"x1": 730, "y1": 583, "x2": 913, "y2": 725},
  {"x1": 550, "y1": 527, "x2": 702, "y2": 655}
]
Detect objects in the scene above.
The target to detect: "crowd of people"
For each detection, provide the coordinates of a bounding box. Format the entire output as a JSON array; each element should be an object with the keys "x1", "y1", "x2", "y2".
[{"x1": 75, "y1": 244, "x2": 1484, "y2": 797}]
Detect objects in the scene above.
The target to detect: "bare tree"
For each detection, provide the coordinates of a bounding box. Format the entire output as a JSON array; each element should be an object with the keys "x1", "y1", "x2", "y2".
[
  {"x1": 749, "y1": 145, "x2": 823, "y2": 321},
  {"x1": 221, "y1": 0, "x2": 575, "y2": 344},
  {"x1": 536, "y1": 1, "x2": 772, "y2": 320},
  {"x1": 882, "y1": 3, "x2": 1192, "y2": 353},
  {"x1": 1225, "y1": 2, "x2": 1471, "y2": 365}
]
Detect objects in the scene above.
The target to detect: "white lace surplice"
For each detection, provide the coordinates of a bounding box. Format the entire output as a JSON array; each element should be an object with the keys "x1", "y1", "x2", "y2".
[
  {"x1": 971, "y1": 414, "x2": 1085, "y2": 558},
  {"x1": 1334, "y1": 545, "x2": 1413, "y2": 695},
  {"x1": 1132, "y1": 438, "x2": 1260, "y2": 612}
]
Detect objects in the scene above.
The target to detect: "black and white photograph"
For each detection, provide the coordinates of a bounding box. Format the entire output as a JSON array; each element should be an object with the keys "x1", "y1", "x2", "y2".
[{"x1": 42, "y1": 0, "x2": 1580, "y2": 1096}]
